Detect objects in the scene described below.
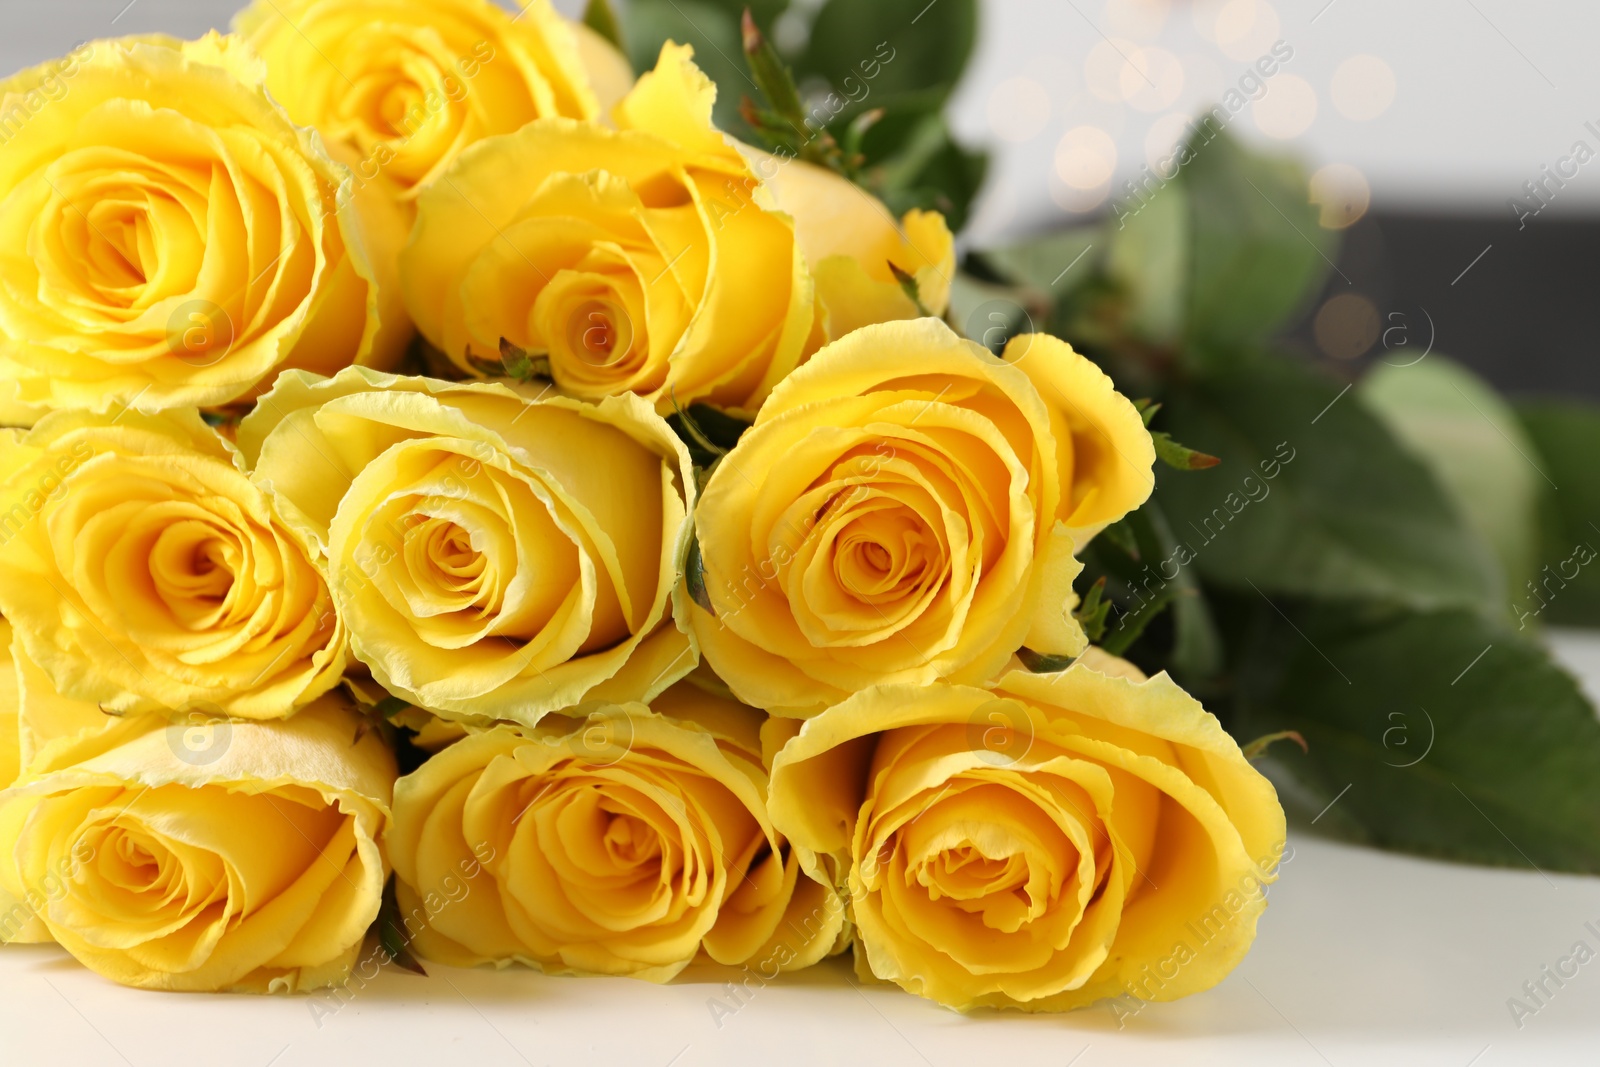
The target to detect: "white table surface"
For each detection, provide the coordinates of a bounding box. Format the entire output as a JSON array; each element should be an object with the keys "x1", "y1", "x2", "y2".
[{"x1": 5, "y1": 634, "x2": 1600, "y2": 1066}]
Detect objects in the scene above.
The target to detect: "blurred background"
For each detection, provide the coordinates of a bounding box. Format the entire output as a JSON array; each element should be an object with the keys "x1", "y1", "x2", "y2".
[{"x1": 10, "y1": 0, "x2": 1596, "y2": 396}]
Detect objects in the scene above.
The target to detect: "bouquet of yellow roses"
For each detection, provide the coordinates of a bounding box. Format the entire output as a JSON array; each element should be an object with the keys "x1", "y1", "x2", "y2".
[{"x1": 4, "y1": 0, "x2": 1593, "y2": 1020}]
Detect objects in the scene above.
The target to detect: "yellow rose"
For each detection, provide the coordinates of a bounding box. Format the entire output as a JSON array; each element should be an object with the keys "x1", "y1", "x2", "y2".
[
  {"x1": 402, "y1": 43, "x2": 815, "y2": 414},
  {"x1": 238, "y1": 365, "x2": 696, "y2": 726},
  {"x1": 6, "y1": 621, "x2": 112, "y2": 783},
  {"x1": 766, "y1": 650, "x2": 1287, "y2": 1012},
  {"x1": 388, "y1": 681, "x2": 843, "y2": 980},
  {"x1": 687, "y1": 318, "x2": 1155, "y2": 716},
  {"x1": 0, "y1": 34, "x2": 408, "y2": 423},
  {"x1": 235, "y1": 0, "x2": 632, "y2": 205},
  {"x1": 0, "y1": 408, "x2": 345, "y2": 719},
  {"x1": 0, "y1": 692, "x2": 395, "y2": 992},
  {"x1": 750, "y1": 153, "x2": 955, "y2": 344},
  {"x1": 0, "y1": 621, "x2": 19, "y2": 790},
  {"x1": 0, "y1": 626, "x2": 114, "y2": 944}
]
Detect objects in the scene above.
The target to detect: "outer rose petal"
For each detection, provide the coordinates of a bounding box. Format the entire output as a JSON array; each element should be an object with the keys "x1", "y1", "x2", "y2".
[
  {"x1": 0, "y1": 621, "x2": 19, "y2": 791},
  {"x1": 0, "y1": 407, "x2": 346, "y2": 719},
  {"x1": 0, "y1": 693, "x2": 394, "y2": 992},
  {"x1": 388, "y1": 682, "x2": 842, "y2": 980},
  {"x1": 0, "y1": 34, "x2": 406, "y2": 418},
  {"x1": 749, "y1": 154, "x2": 955, "y2": 342},
  {"x1": 236, "y1": 0, "x2": 623, "y2": 206},
  {"x1": 241, "y1": 366, "x2": 697, "y2": 727},
  {"x1": 402, "y1": 44, "x2": 811, "y2": 415},
  {"x1": 691, "y1": 319, "x2": 1111, "y2": 716},
  {"x1": 1003, "y1": 334, "x2": 1157, "y2": 540},
  {"x1": 767, "y1": 651, "x2": 1286, "y2": 1012}
]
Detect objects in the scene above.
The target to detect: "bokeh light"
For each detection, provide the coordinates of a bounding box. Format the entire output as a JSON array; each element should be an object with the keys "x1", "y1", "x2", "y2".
[
  {"x1": 1310, "y1": 163, "x2": 1372, "y2": 229},
  {"x1": 1104, "y1": 0, "x2": 1172, "y2": 41},
  {"x1": 1085, "y1": 38, "x2": 1141, "y2": 103},
  {"x1": 1253, "y1": 73, "x2": 1318, "y2": 139},
  {"x1": 1314, "y1": 293, "x2": 1381, "y2": 361},
  {"x1": 1215, "y1": 0, "x2": 1281, "y2": 62},
  {"x1": 1122, "y1": 46, "x2": 1186, "y2": 112},
  {"x1": 987, "y1": 76, "x2": 1053, "y2": 143},
  {"x1": 1331, "y1": 54, "x2": 1397, "y2": 121},
  {"x1": 1056, "y1": 125, "x2": 1119, "y2": 189}
]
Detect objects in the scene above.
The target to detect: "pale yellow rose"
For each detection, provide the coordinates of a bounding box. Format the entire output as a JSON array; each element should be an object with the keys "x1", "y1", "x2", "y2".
[
  {"x1": 767, "y1": 650, "x2": 1287, "y2": 1012},
  {"x1": 0, "y1": 621, "x2": 19, "y2": 791},
  {"x1": 235, "y1": 0, "x2": 632, "y2": 206},
  {"x1": 0, "y1": 692, "x2": 395, "y2": 992},
  {"x1": 749, "y1": 153, "x2": 955, "y2": 344},
  {"x1": 14, "y1": 636, "x2": 116, "y2": 772},
  {"x1": 0, "y1": 34, "x2": 409, "y2": 424},
  {"x1": 0, "y1": 625, "x2": 115, "y2": 944},
  {"x1": 389, "y1": 680, "x2": 843, "y2": 980},
  {"x1": 0, "y1": 408, "x2": 345, "y2": 720},
  {"x1": 687, "y1": 318, "x2": 1155, "y2": 716},
  {"x1": 402, "y1": 43, "x2": 816, "y2": 414},
  {"x1": 238, "y1": 365, "x2": 696, "y2": 726}
]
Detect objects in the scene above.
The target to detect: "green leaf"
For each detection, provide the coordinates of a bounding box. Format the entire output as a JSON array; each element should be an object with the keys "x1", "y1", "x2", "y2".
[
  {"x1": 1078, "y1": 503, "x2": 1221, "y2": 680},
  {"x1": 1517, "y1": 400, "x2": 1600, "y2": 626},
  {"x1": 976, "y1": 226, "x2": 1102, "y2": 304},
  {"x1": 666, "y1": 403, "x2": 751, "y2": 468},
  {"x1": 888, "y1": 263, "x2": 933, "y2": 318},
  {"x1": 1152, "y1": 431, "x2": 1220, "y2": 471},
  {"x1": 1361, "y1": 356, "x2": 1542, "y2": 621},
  {"x1": 1241, "y1": 730, "x2": 1307, "y2": 762},
  {"x1": 685, "y1": 531, "x2": 714, "y2": 615},
  {"x1": 1016, "y1": 647, "x2": 1078, "y2": 674},
  {"x1": 1073, "y1": 576, "x2": 1112, "y2": 643},
  {"x1": 1097, "y1": 516, "x2": 1140, "y2": 559},
  {"x1": 497, "y1": 337, "x2": 542, "y2": 381},
  {"x1": 372, "y1": 696, "x2": 414, "y2": 721},
  {"x1": 1179, "y1": 129, "x2": 1338, "y2": 358},
  {"x1": 581, "y1": 0, "x2": 626, "y2": 53},
  {"x1": 1226, "y1": 598, "x2": 1600, "y2": 873},
  {"x1": 1105, "y1": 175, "x2": 1189, "y2": 344},
  {"x1": 861, "y1": 107, "x2": 987, "y2": 232},
  {"x1": 1155, "y1": 358, "x2": 1500, "y2": 613},
  {"x1": 371, "y1": 877, "x2": 428, "y2": 976},
  {"x1": 737, "y1": 7, "x2": 838, "y2": 165},
  {"x1": 797, "y1": 0, "x2": 976, "y2": 107},
  {"x1": 706, "y1": 0, "x2": 790, "y2": 25}
]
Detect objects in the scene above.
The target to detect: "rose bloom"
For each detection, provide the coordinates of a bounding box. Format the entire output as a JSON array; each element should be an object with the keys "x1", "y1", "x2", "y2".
[
  {"x1": 0, "y1": 620, "x2": 19, "y2": 790},
  {"x1": 238, "y1": 366, "x2": 696, "y2": 726},
  {"x1": 0, "y1": 692, "x2": 395, "y2": 992},
  {"x1": 766, "y1": 650, "x2": 1287, "y2": 1011},
  {"x1": 2, "y1": 617, "x2": 111, "y2": 803},
  {"x1": 0, "y1": 35, "x2": 409, "y2": 423},
  {"x1": 0, "y1": 408, "x2": 344, "y2": 720},
  {"x1": 389, "y1": 681, "x2": 843, "y2": 980},
  {"x1": 235, "y1": 0, "x2": 632, "y2": 206},
  {"x1": 751, "y1": 154, "x2": 954, "y2": 345},
  {"x1": 687, "y1": 318, "x2": 1155, "y2": 716},
  {"x1": 403, "y1": 43, "x2": 951, "y2": 415}
]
